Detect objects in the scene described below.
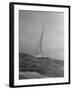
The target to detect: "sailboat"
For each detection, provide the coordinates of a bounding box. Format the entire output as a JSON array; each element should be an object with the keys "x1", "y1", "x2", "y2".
[{"x1": 35, "y1": 24, "x2": 44, "y2": 57}]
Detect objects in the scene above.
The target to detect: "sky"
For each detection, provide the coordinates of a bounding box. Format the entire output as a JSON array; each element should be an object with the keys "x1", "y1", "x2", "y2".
[{"x1": 19, "y1": 10, "x2": 64, "y2": 60}]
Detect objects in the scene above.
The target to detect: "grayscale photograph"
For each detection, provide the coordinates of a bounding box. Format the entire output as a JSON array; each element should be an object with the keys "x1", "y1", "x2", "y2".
[
  {"x1": 19, "y1": 10, "x2": 64, "y2": 79},
  {"x1": 9, "y1": 3, "x2": 70, "y2": 87}
]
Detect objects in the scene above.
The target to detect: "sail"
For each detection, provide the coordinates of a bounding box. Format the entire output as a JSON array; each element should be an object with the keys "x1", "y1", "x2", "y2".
[{"x1": 35, "y1": 24, "x2": 44, "y2": 57}]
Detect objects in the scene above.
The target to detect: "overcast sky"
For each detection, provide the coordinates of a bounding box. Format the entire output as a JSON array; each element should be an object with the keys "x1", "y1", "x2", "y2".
[{"x1": 19, "y1": 10, "x2": 64, "y2": 60}]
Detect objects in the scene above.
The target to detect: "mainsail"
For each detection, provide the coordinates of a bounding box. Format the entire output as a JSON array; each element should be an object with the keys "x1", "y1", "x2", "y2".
[{"x1": 35, "y1": 24, "x2": 44, "y2": 57}]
